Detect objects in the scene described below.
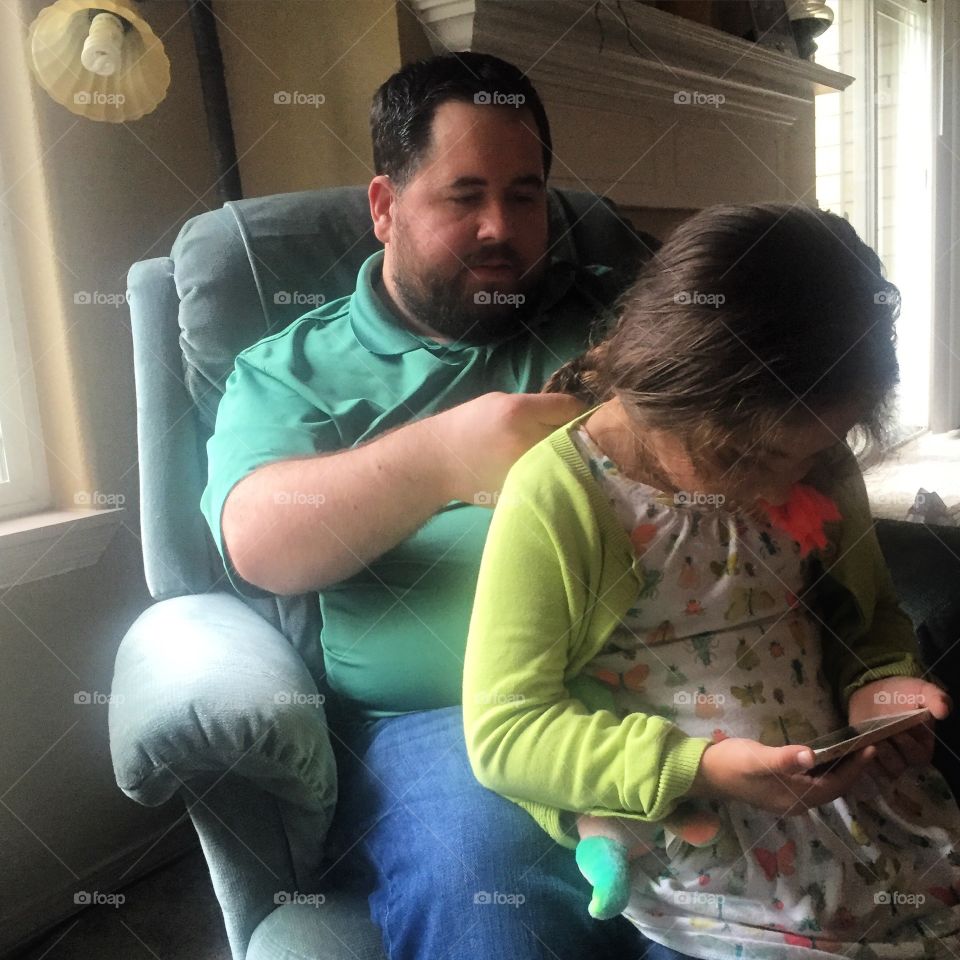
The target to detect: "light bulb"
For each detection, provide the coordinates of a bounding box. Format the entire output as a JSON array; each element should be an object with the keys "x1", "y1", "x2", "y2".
[{"x1": 80, "y1": 11, "x2": 124, "y2": 77}]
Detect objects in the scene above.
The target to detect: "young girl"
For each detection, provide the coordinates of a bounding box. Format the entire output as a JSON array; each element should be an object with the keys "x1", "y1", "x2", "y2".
[{"x1": 463, "y1": 204, "x2": 960, "y2": 960}]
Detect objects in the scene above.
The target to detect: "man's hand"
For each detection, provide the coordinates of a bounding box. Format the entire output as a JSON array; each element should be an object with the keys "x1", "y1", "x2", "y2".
[
  {"x1": 427, "y1": 392, "x2": 587, "y2": 507},
  {"x1": 222, "y1": 390, "x2": 585, "y2": 594},
  {"x1": 846, "y1": 677, "x2": 952, "y2": 780},
  {"x1": 687, "y1": 737, "x2": 878, "y2": 816}
]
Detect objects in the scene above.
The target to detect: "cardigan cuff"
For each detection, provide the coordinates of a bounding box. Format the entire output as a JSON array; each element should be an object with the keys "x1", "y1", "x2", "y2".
[
  {"x1": 840, "y1": 654, "x2": 926, "y2": 709},
  {"x1": 651, "y1": 732, "x2": 713, "y2": 818}
]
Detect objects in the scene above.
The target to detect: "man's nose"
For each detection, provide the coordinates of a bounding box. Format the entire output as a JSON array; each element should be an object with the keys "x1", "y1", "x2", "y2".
[{"x1": 476, "y1": 201, "x2": 514, "y2": 242}]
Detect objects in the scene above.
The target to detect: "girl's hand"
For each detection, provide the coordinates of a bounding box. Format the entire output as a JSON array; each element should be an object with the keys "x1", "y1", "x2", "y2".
[
  {"x1": 846, "y1": 677, "x2": 952, "y2": 780},
  {"x1": 686, "y1": 737, "x2": 878, "y2": 816}
]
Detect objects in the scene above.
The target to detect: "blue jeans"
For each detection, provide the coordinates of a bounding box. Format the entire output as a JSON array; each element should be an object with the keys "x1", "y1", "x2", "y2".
[
  {"x1": 324, "y1": 704, "x2": 702, "y2": 960},
  {"x1": 643, "y1": 944, "x2": 702, "y2": 960}
]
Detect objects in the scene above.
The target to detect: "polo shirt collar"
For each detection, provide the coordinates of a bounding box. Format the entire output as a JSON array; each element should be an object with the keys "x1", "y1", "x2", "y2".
[
  {"x1": 350, "y1": 251, "x2": 426, "y2": 356},
  {"x1": 544, "y1": 189, "x2": 578, "y2": 265},
  {"x1": 350, "y1": 238, "x2": 580, "y2": 358}
]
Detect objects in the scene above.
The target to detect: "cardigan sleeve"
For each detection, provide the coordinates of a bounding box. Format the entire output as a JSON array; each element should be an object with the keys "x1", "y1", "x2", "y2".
[
  {"x1": 462, "y1": 464, "x2": 710, "y2": 822},
  {"x1": 815, "y1": 445, "x2": 926, "y2": 710}
]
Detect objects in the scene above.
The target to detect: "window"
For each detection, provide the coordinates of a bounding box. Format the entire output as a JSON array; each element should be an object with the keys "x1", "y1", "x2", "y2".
[
  {"x1": 815, "y1": 0, "x2": 934, "y2": 435},
  {"x1": 0, "y1": 144, "x2": 51, "y2": 521}
]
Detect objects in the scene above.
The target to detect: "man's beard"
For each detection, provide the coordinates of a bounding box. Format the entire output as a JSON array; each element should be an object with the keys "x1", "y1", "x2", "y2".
[{"x1": 391, "y1": 235, "x2": 546, "y2": 344}]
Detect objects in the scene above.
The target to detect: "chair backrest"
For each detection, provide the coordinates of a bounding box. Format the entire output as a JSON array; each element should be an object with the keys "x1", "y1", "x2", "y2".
[{"x1": 126, "y1": 185, "x2": 657, "y2": 678}]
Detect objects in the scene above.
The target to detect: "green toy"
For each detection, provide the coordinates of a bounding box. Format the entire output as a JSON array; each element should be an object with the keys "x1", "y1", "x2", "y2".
[{"x1": 575, "y1": 804, "x2": 722, "y2": 919}]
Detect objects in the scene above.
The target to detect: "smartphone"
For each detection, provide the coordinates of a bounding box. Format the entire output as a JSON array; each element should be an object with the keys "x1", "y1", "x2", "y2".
[{"x1": 804, "y1": 708, "x2": 931, "y2": 773}]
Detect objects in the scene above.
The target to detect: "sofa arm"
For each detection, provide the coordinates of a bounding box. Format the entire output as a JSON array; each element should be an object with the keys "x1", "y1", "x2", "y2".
[
  {"x1": 108, "y1": 592, "x2": 336, "y2": 818},
  {"x1": 875, "y1": 519, "x2": 960, "y2": 800}
]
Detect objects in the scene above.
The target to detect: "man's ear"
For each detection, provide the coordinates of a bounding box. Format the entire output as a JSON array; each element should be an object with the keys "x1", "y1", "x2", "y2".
[{"x1": 369, "y1": 175, "x2": 396, "y2": 245}]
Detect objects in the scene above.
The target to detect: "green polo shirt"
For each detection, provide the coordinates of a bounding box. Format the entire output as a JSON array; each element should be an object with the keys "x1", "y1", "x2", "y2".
[{"x1": 200, "y1": 248, "x2": 618, "y2": 718}]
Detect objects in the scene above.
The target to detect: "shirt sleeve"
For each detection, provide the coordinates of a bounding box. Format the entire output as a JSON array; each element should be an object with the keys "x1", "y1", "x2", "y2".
[
  {"x1": 462, "y1": 465, "x2": 710, "y2": 822},
  {"x1": 815, "y1": 445, "x2": 926, "y2": 709},
  {"x1": 199, "y1": 347, "x2": 341, "y2": 597}
]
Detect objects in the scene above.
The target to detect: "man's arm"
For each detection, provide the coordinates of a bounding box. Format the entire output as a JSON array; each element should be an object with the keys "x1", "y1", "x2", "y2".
[
  {"x1": 222, "y1": 392, "x2": 587, "y2": 596},
  {"x1": 223, "y1": 414, "x2": 451, "y2": 595}
]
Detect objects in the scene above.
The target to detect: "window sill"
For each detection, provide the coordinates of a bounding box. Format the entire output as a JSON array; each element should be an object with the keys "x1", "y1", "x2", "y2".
[
  {"x1": 0, "y1": 508, "x2": 125, "y2": 589},
  {"x1": 864, "y1": 430, "x2": 960, "y2": 523}
]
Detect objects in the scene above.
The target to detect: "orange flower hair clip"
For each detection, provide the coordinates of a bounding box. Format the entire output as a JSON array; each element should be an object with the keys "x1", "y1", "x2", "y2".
[{"x1": 759, "y1": 483, "x2": 841, "y2": 557}]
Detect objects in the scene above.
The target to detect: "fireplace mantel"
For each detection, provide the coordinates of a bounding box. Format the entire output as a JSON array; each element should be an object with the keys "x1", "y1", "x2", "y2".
[{"x1": 410, "y1": 1, "x2": 853, "y2": 216}]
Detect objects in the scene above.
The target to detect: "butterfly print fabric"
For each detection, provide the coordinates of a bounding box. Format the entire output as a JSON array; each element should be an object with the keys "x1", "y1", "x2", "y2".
[{"x1": 570, "y1": 425, "x2": 960, "y2": 959}]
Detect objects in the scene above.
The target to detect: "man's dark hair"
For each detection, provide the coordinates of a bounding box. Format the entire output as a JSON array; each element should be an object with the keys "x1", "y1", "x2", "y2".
[{"x1": 370, "y1": 52, "x2": 552, "y2": 188}]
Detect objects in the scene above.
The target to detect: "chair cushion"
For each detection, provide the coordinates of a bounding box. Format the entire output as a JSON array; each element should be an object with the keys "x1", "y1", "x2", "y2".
[
  {"x1": 170, "y1": 185, "x2": 657, "y2": 433},
  {"x1": 172, "y1": 187, "x2": 379, "y2": 432},
  {"x1": 246, "y1": 893, "x2": 386, "y2": 960}
]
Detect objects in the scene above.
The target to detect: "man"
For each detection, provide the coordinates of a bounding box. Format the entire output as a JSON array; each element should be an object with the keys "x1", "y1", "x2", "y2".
[{"x1": 200, "y1": 52, "x2": 656, "y2": 960}]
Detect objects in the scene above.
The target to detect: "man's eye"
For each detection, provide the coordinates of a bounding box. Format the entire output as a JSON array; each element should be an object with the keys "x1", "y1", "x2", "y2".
[
  {"x1": 451, "y1": 195, "x2": 481, "y2": 205},
  {"x1": 512, "y1": 194, "x2": 538, "y2": 204}
]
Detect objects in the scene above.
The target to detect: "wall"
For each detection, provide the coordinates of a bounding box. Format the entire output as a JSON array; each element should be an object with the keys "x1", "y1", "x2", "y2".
[
  {"x1": 0, "y1": 1, "x2": 402, "y2": 952},
  {"x1": 215, "y1": 0, "x2": 402, "y2": 195},
  {"x1": 0, "y1": 1, "x2": 224, "y2": 950}
]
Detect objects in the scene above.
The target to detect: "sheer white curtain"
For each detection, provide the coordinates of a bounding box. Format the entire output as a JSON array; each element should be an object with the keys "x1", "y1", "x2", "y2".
[
  {"x1": 877, "y1": 0, "x2": 932, "y2": 430},
  {"x1": 815, "y1": 0, "x2": 934, "y2": 433},
  {"x1": 0, "y1": 143, "x2": 51, "y2": 519},
  {"x1": 930, "y1": 0, "x2": 960, "y2": 433}
]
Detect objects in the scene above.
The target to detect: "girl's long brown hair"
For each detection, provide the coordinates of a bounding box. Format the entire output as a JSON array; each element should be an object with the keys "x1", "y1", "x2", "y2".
[{"x1": 543, "y1": 203, "x2": 901, "y2": 470}]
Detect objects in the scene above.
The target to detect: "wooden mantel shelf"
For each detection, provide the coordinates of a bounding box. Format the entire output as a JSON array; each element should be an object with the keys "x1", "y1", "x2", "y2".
[
  {"x1": 412, "y1": 1, "x2": 853, "y2": 109},
  {"x1": 411, "y1": 0, "x2": 854, "y2": 211}
]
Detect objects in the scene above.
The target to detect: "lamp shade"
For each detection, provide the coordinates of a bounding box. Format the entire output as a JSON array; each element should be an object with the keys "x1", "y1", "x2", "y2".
[{"x1": 27, "y1": 0, "x2": 170, "y2": 122}]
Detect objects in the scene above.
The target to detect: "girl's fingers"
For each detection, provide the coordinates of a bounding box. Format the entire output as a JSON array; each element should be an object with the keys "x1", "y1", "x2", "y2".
[
  {"x1": 914, "y1": 685, "x2": 952, "y2": 720},
  {"x1": 873, "y1": 739, "x2": 907, "y2": 779},
  {"x1": 928, "y1": 689, "x2": 952, "y2": 721},
  {"x1": 796, "y1": 745, "x2": 877, "y2": 806},
  {"x1": 893, "y1": 727, "x2": 935, "y2": 767}
]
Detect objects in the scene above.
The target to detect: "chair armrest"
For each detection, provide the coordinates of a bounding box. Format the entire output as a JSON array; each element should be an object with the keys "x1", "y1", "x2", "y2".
[
  {"x1": 875, "y1": 519, "x2": 960, "y2": 800},
  {"x1": 108, "y1": 592, "x2": 336, "y2": 817}
]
